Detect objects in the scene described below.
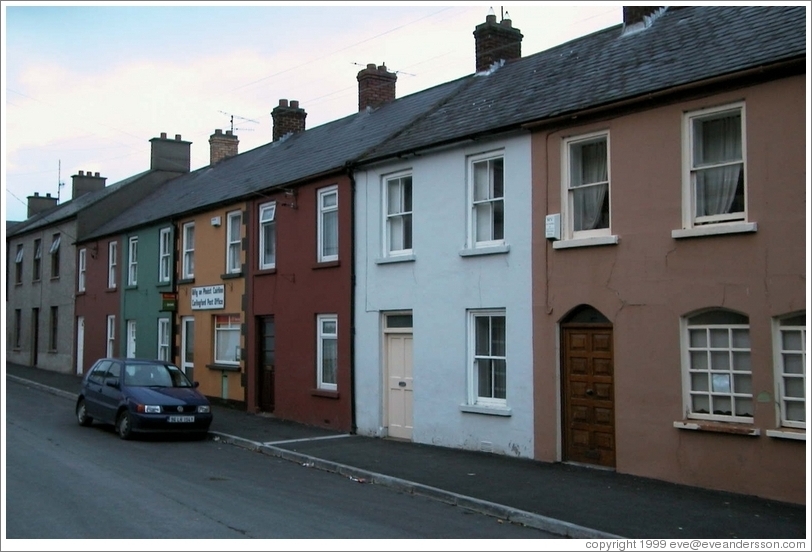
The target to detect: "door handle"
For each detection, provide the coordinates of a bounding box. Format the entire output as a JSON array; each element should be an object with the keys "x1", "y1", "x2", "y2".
[
  {"x1": 398, "y1": 381, "x2": 407, "y2": 387},
  {"x1": 585, "y1": 389, "x2": 595, "y2": 396}
]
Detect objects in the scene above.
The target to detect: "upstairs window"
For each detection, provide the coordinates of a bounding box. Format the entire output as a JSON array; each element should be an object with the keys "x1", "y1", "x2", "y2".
[
  {"x1": 564, "y1": 132, "x2": 610, "y2": 238},
  {"x1": 226, "y1": 211, "x2": 242, "y2": 274},
  {"x1": 159, "y1": 227, "x2": 171, "y2": 283},
  {"x1": 108, "y1": 241, "x2": 118, "y2": 289},
  {"x1": 182, "y1": 222, "x2": 195, "y2": 279},
  {"x1": 33, "y1": 239, "x2": 42, "y2": 281},
  {"x1": 128, "y1": 237, "x2": 138, "y2": 286},
  {"x1": 49, "y1": 233, "x2": 61, "y2": 278},
  {"x1": 15, "y1": 244, "x2": 24, "y2": 284},
  {"x1": 78, "y1": 248, "x2": 87, "y2": 292},
  {"x1": 683, "y1": 103, "x2": 746, "y2": 228},
  {"x1": 469, "y1": 153, "x2": 505, "y2": 247},
  {"x1": 318, "y1": 187, "x2": 338, "y2": 262},
  {"x1": 384, "y1": 173, "x2": 413, "y2": 256},
  {"x1": 259, "y1": 202, "x2": 277, "y2": 270}
]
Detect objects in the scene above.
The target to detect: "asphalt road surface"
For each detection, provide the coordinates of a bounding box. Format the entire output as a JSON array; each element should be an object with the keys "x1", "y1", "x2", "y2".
[{"x1": 4, "y1": 378, "x2": 556, "y2": 541}]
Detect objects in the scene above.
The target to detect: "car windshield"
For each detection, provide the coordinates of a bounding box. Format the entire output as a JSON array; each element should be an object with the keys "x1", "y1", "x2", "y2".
[{"x1": 122, "y1": 363, "x2": 193, "y2": 388}]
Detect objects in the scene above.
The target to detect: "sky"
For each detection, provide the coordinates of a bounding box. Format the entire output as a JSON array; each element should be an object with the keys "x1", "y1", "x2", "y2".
[{"x1": 1, "y1": 1, "x2": 629, "y2": 223}]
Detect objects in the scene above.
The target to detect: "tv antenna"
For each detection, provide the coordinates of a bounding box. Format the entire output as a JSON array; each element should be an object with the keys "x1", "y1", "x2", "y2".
[
  {"x1": 57, "y1": 160, "x2": 65, "y2": 202},
  {"x1": 219, "y1": 111, "x2": 259, "y2": 133}
]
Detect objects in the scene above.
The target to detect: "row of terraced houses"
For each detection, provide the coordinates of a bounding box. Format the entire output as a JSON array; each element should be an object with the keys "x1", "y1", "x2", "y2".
[{"x1": 6, "y1": 6, "x2": 807, "y2": 505}]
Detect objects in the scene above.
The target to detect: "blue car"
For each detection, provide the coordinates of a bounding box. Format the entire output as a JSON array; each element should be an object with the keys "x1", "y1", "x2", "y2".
[{"x1": 76, "y1": 358, "x2": 213, "y2": 440}]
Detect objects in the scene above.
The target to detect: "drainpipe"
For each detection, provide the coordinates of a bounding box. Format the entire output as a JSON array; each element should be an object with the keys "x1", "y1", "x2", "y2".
[{"x1": 346, "y1": 162, "x2": 358, "y2": 435}]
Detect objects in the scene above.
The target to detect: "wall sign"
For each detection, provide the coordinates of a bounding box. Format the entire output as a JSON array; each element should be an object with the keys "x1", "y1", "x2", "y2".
[{"x1": 191, "y1": 284, "x2": 225, "y2": 310}]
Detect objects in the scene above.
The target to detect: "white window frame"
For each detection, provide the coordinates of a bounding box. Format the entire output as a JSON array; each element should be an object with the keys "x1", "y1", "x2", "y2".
[
  {"x1": 214, "y1": 314, "x2": 241, "y2": 365},
  {"x1": 127, "y1": 236, "x2": 138, "y2": 286},
  {"x1": 159, "y1": 227, "x2": 172, "y2": 283},
  {"x1": 468, "y1": 151, "x2": 505, "y2": 248},
  {"x1": 157, "y1": 318, "x2": 170, "y2": 361},
  {"x1": 182, "y1": 222, "x2": 195, "y2": 279},
  {"x1": 772, "y1": 313, "x2": 806, "y2": 430},
  {"x1": 468, "y1": 309, "x2": 507, "y2": 408},
  {"x1": 106, "y1": 315, "x2": 116, "y2": 357},
  {"x1": 107, "y1": 241, "x2": 118, "y2": 289},
  {"x1": 126, "y1": 320, "x2": 137, "y2": 358},
  {"x1": 383, "y1": 171, "x2": 413, "y2": 257},
  {"x1": 259, "y1": 202, "x2": 277, "y2": 270},
  {"x1": 78, "y1": 248, "x2": 86, "y2": 292},
  {"x1": 681, "y1": 102, "x2": 747, "y2": 229},
  {"x1": 49, "y1": 233, "x2": 61, "y2": 278},
  {"x1": 562, "y1": 131, "x2": 611, "y2": 240},
  {"x1": 317, "y1": 186, "x2": 339, "y2": 263},
  {"x1": 680, "y1": 309, "x2": 752, "y2": 423},
  {"x1": 226, "y1": 211, "x2": 242, "y2": 274},
  {"x1": 317, "y1": 314, "x2": 338, "y2": 391}
]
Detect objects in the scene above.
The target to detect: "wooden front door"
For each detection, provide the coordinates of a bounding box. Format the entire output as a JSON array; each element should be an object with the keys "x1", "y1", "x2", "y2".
[
  {"x1": 258, "y1": 316, "x2": 275, "y2": 412},
  {"x1": 562, "y1": 324, "x2": 615, "y2": 468}
]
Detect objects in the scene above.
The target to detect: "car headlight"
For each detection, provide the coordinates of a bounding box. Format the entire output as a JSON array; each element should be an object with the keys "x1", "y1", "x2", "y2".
[
  {"x1": 137, "y1": 404, "x2": 161, "y2": 413},
  {"x1": 197, "y1": 405, "x2": 211, "y2": 413}
]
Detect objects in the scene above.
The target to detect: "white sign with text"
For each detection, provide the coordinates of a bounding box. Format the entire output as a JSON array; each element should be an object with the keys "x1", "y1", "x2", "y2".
[{"x1": 191, "y1": 285, "x2": 225, "y2": 310}]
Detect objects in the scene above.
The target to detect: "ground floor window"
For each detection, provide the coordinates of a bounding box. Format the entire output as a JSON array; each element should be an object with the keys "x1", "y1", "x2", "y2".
[
  {"x1": 214, "y1": 314, "x2": 241, "y2": 365},
  {"x1": 773, "y1": 312, "x2": 806, "y2": 429},
  {"x1": 317, "y1": 314, "x2": 337, "y2": 390},
  {"x1": 157, "y1": 318, "x2": 170, "y2": 361},
  {"x1": 469, "y1": 310, "x2": 507, "y2": 407}
]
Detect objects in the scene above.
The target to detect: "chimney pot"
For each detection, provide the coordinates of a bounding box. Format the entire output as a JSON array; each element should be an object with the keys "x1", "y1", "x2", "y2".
[
  {"x1": 160, "y1": 132, "x2": 167, "y2": 139},
  {"x1": 279, "y1": 99, "x2": 288, "y2": 107},
  {"x1": 290, "y1": 100, "x2": 299, "y2": 109},
  {"x1": 34, "y1": 192, "x2": 40, "y2": 197},
  {"x1": 46, "y1": 193, "x2": 51, "y2": 197},
  {"x1": 78, "y1": 170, "x2": 84, "y2": 176},
  {"x1": 94, "y1": 172, "x2": 100, "y2": 177},
  {"x1": 175, "y1": 134, "x2": 182, "y2": 140},
  {"x1": 226, "y1": 130, "x2": 233, "y2": 136},
  {"x1": 215, "y1": 128, "x2": 223, "y2": 135}
]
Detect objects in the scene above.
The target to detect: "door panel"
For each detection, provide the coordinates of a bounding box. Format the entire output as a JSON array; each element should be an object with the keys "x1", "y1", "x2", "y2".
[
  {"x1": 387, "y1": 333, "x2": 413, "y2": 440},
  {"x1": 562, "y1": 326, "x2": 615, "y2": 468}
]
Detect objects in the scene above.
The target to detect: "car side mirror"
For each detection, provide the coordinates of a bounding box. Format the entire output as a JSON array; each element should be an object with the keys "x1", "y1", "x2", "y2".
[
  {"x1": 105, "y1": 379, "x2": 120, "y2": 389},
  {"x1": 192, "y1": 381, "x2": 200, "y2": 388}
]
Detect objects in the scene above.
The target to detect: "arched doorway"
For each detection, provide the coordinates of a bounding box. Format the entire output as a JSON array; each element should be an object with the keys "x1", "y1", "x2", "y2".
[{"x1": 560, "y1": 305, "x2": 615, "y2": 468}]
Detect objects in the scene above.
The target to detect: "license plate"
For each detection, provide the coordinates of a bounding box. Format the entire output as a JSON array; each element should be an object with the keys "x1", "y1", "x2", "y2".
[{"x1": 168, "y1": 415, "x2": 195, "y2": 423}]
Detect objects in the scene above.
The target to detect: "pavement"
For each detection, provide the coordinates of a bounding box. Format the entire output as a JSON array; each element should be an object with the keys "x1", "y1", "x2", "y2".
[{"x1": 4, "y1": 362, "x2": 809, "y2": 540}]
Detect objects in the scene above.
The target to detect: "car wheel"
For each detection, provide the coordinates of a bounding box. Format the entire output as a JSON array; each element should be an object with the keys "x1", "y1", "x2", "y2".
[
  {"x1": 117, "y1": 411, "x2": 134, "y2": 440},
  {"x1": 76, "y1": 399, "x2": 93, "y2": 427}
]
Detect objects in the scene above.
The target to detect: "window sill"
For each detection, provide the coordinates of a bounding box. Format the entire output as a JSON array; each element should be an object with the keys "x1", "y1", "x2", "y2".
[
  {"x1": 124, "y1": 285, "x2": 137, "y2": 290},
  {"x1": 310, "y1": 388, "x2": 339, "y2": 399},
  {"x1": 312, "y1": 260, "x2": 340, "y2": 270},
  {"x1": 221, "y1": 272, "x2": 243, "y2": 280},
  {"x1": 256, "y1": 267, "x2": 277, "y2": 275},
  {"x1": 156, "y1": 281, "x2": 173, "y2": 288},
  {"x1": 105, "y1": 287, "x2": 117, "y2": 293},
  {"x1": 206, "y1": 363, "x2": 241, "y2": 372},
  {"x1": 765, "y1": 429, "x2": 806, "y2": 441},
  {"x1": 375, "y1": 254, "x2": 415, "y2": 265},
  {"x1": 552, "y1": 235, "x2": 619, "y2": 250},
  {"x1": 459, "y1": 244, "x2": 510, "y2": 257},
  {"x1": 673, "y1": 420, "x2": 759, "y2": 436},
  {"x1": 459, "y1": 404, "x2": 512, "y2": 417},
  {"x1": 178, "y1": 278, "x2": 195, "y2": 285},
  {"x1": 672, "y1": 222, "x2": 757, "y2": 239},
  {"x1": 50, "y1": 276, "x2": 60, "y2": 281}
]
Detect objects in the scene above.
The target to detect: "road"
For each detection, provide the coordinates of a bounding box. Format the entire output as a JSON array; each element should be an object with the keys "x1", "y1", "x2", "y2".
[{"x1": 4, "y1": 378, "x2": 555, "y2": 540}]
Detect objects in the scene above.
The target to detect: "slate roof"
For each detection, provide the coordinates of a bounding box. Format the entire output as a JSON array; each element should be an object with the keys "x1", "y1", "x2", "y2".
[
  {"x1": 79, "y1": 5, "x2": 806, "y2": 241},
  {"x1": 7, "y1": 171, "x2": 150, "y2": 238},
  {"x1": 81, "y1": 78, "x2": 470, "y2": 241},
  {"x1": 359, "y1": 5, "x2": 807, "y2": 162}
]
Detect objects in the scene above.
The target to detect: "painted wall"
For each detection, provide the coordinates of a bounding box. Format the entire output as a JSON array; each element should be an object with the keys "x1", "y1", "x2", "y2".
[
  {"x1": 74, "y1": 236, "x2": 122, "y2": 372},
  {"x1": 354, "y1": 133, "x2": 535, "y2": 457},
  {"x1": 246, "y1": 177, "x2": 354, "y2": 431},
  {"x1": 531, "y1": 76, "x2": 806, "y2": 503},
  {"x1": 120, "y1": 225, "x2": 173, "y2": 361},
  {"x1": 6, "y1": 221, "x2": 77, "y2": 372},
  {"x1": 175, "y1": 206, "x2": 247, "y2": 403}
]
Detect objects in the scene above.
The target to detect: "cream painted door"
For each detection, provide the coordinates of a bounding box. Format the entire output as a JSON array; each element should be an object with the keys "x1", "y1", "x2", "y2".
[{"x1": 387, "y1": 333, "x2": 414, "y2": 440}]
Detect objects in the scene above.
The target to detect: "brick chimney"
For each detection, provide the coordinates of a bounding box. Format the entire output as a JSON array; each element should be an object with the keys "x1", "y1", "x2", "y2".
[
  {"x1": 271, "y1": 99, "x2": 307, "y2": 141},
  {"x1": 72, "y1": 170, "x2": 107, "y2": 200},
  {"x1": 474, "y1": 9, "x2": 523, "y2": 73},
  {"x1": 149, "y1": 132, "x2": 191, "y2": 173},
  {"x1": 356, "y1": 63, "x2": 397, "y2": 112},
  {"x1": 209, "y1": 129, "x2": 239, "y2": 165},
  {"x1": 623, "y1": 6, "x2": 664, "y2": 26},
  {"x1": 27, "y1": 192, "x2": 58, "y2": 218}
]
